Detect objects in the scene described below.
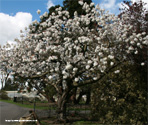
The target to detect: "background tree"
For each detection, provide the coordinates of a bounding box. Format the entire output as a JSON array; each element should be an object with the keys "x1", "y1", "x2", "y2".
[
  {"x1": 91, "y1": 1, "x2": 147, "y2": 124},
  {"x1": 91, "y1": 62, "x2": 147, "y2": 124},
  {"x1": 3, "y1": 78, "x2": 19, "y2": 91},
  {"x1": 0, "y1": 48, "x2": 11, "y2": 90},
  {"x1": 0, "y1": 90, "x2": 10, "y2": 100},
  {"x1": 119, "y1": 0, "x2": 148, "y2": 34},
  {"x1": 13, "y1": 74, "x2": 56, "y2": 102},
  {"x1": 119, "y1": 0, "x2": 148, "y2": 66},
  {"x1": 0, "y1": 69, "x2": 10, "y2": 90},
  {"x1": 63, "y1": 0, "x2": 92, "y2": 18},
  {"x1": 119, "y1": 0, "x2": 147, "y2": 92}
]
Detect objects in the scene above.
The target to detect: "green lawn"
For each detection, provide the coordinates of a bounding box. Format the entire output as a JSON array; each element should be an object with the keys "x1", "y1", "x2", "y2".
[
  {"x1": 0, "y1": 99, "x2": 49, "y2": 109},
  {"x1": 73, "y1": 121, "x2": 99, "y2": 125},
  {"x1": 0, "y1": 99, "x2": 90, "y2": 111}
]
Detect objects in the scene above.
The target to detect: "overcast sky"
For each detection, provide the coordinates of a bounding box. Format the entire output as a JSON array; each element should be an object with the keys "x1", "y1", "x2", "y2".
[{"x1": 0, "y1": 0, "x2": 148, "y2": 46}]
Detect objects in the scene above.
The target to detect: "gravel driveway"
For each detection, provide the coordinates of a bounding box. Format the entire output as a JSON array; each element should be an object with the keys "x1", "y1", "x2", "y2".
[{"x1": 0, "y1": 101, "x2": 30, "y2": 125}]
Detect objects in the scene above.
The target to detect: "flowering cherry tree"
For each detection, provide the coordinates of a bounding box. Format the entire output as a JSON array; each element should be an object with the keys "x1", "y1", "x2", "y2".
[{"x1": 0, "y1": 1, "x2": 147, "y2": 121}]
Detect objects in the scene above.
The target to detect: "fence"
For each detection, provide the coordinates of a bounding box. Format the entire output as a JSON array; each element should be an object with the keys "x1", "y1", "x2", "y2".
[
  {"x1": 48, "y1": 103, "x2": 91, "y2": 118},
  {"x1": 11, "y1": 97, "x2": 91, "y2": 119}
]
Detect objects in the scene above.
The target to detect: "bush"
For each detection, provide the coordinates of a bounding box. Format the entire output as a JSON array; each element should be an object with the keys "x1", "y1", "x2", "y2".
[
  {"x1": 0, "y1": 90, "x2": 10, "y2": 100},
  {"x1": 91, "y1": 62, "x2": 147, "y2": 124}
]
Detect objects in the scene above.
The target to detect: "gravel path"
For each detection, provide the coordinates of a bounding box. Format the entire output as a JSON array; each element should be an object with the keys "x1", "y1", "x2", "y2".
[
  {"x1": 0, "y1": 101, "x2": 30, "y2": 125},
  {"x1": 0, "y1": 101, "x2": 91, "y2": 125}
]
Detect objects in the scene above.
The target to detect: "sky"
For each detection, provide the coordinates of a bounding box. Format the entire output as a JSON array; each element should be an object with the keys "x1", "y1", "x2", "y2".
[{"x1": 0, "y1": 0, "x2": 148, "y2": 46}]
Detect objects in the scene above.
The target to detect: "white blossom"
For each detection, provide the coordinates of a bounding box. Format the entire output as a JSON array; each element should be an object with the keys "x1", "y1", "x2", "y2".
[
  {"x1": 48, "y1": 75, "x2": 53, "y2": 80},
  {"x1": 86, "y1": 65, "x2": 90, "y2": 69},
  {"x1": 88, "y1": 60, "x2": 92, "y2": 64},
  {"x1": 137, "y1": 43, "x2": 141, "y2": 46},
  {"x1": 142, "y1": 32, "x2": 146, "y2": 35},
  {"x1": 55, "y1": 67, "x2": 59, "y2": 72},
  {"x1": 143, "y1": 40, "x2": 148, "y2": 45},
  {"x1": 63, "y1": 75, "x2": 68, "y2": 79},
  {"x1": 98, "y1": 52, "x2": 103, "y2": 57},
  {"x1": 73, "y1": 68, "x2": 78, "y2": 72},
  {"x1": 90, "y1": 2, "x2": 95, "y2": 7},
  {"x1": 141, "y1": 62, "x2": 145, "y2": 66},
  {"x1": 75, "y1": 78, "x2": 79, "y2": 82},
  {"x1": 114, "y1": 70, "x2": 120, "y2": 74},
  {"x1": 62, "y1": 70, "x2": 67, "y2": 75},
  {"x1": 108, "y1": 55, "x2": 114, "y2": 59},
  {"x1": 65, "y1": 63, "x2": 73, "y2": 70},
  {"x1": 37, "y1": 9, "x2": 41, "y2": 14},
  {"x1": 134, "y1": 50, "x2": 138, "y2": 54},
  {"x1": 110, "y1": 62, "x2": 114, "y2": 66},
  {"x1": 78, "y1": 1, "x2": 84, "y2": 6},
  {"x1": 93, "y1": 62, "x2": 98, "y2": 67},
  {"x1": 128, "y1": 46, "x2": 134, "y2": 51},
  {"x1": 43, "y1": 12, "x2": 48, "y2": 17},
  {"x1": 93, "y1": 77, "x2": 97, "y2": 80},
  {"x1": 37, "y1": 72, "x2": 41, "y2": 75},
  {"x1": 130, "y1": 41, "x2": 134, "y2": 44}
]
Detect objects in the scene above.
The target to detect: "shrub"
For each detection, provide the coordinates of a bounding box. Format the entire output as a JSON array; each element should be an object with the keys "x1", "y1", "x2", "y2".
[
  {"x1": 91, "y1": 62, "x2": 147, "y2": 124},
  {"x1": 0, "y1": 90, "x2": 10, "y2": 100}
]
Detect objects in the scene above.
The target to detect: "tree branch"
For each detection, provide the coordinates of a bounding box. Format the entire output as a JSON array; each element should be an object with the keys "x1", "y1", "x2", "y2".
[{"x1": 74, "y1": 61, "x2": 124, "y2": 88}]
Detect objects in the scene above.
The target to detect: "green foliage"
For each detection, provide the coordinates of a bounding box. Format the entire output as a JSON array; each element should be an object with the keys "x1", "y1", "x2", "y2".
[
  {"x1": 48, "y1": 5, "x2": 62, "y2": 15},
  {"x1": 3, "y1": 82, "x2": 19, "y2": 91},
  {"x1": 73, "y1": 121, "x2": 92, "y2": 125},
  {"x1": 0, "y1": 90, "x2": 9, "y2": 100},
  {"x1": 91, "y1": 62, "x2": 147, "y2": 124},
  {"x1": 44, "y1": 84, "x2": 56, "y2": 102}
]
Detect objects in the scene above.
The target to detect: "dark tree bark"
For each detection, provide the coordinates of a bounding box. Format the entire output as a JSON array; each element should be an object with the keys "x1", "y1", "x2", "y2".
[
  {"x1": 85, "y1": 91, "x2": 91, "y2": 104},
  {"x1": 57, "y1": 89, "x2": 70, "y2": 122},
  {"x1": 75, "y1": 91, "x2": 83, "y2": 104},
  {"x1": 48, "y1": 97, "x2": 55, "y2": 103}
]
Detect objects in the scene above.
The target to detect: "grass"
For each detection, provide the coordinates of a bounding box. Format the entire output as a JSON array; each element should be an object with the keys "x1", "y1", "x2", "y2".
[
  {"x1": 0, "y1": 99, "x2": 90, "y2": 111},
  {"x1": 40, "y1": 117, "x2": 99, "y2": 125},
  {"x1": 40, "y1": 121, "x2": 48, "y2": 125},
  {"x1": 67, "y1": 107, "x2": 90, "y2": 111},
  {"x1": 0, "y1": 99, "x2": 49, "y2": 109},
  {"x1": 72, "y1": 121, "x2": 100, "y2": 125}
]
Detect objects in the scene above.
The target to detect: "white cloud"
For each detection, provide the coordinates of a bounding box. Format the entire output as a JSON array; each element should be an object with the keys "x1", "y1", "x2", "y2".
[
  {"x1": 0, "y1": 12, "x2": 32, "y2": 46},
  {"x1": 100, "y1": 0, "x2": 116, "y2": 9},
  {"x1": 47, "y1": 0, "x2": 55, "y2": 10},
  {"x1": 117, "y1": 2, "x2": 129, "y2": 10},
  {"x1": 100, "y1": 0, "x2": 120, "y2": 14}
]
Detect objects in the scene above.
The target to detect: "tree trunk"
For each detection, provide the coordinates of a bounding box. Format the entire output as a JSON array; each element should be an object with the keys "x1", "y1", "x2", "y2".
[
  {"x1": 47, "y1": 97, "x2": 55, "y2": 103},
  {"x1": 85, "y1": 91, "x2": 91, "y2": 104},
  {"x1": 75, "y1": 91, "x2": 83, "y2": 104},
  {"x1": 57, "y1": 90, "x2": 70, "y2": 122},
  {"x1": 69, "y1": 88, "x2": 77, "y2": 104},
  {"x1": 1, "y1": 81, "x2": 4, "y2": 89}
]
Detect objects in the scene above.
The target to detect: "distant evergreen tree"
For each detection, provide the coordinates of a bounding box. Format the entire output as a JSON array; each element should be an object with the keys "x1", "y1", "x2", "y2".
[{"x1": 63, "y1": 0, "x2": 92, "y2": 18}]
